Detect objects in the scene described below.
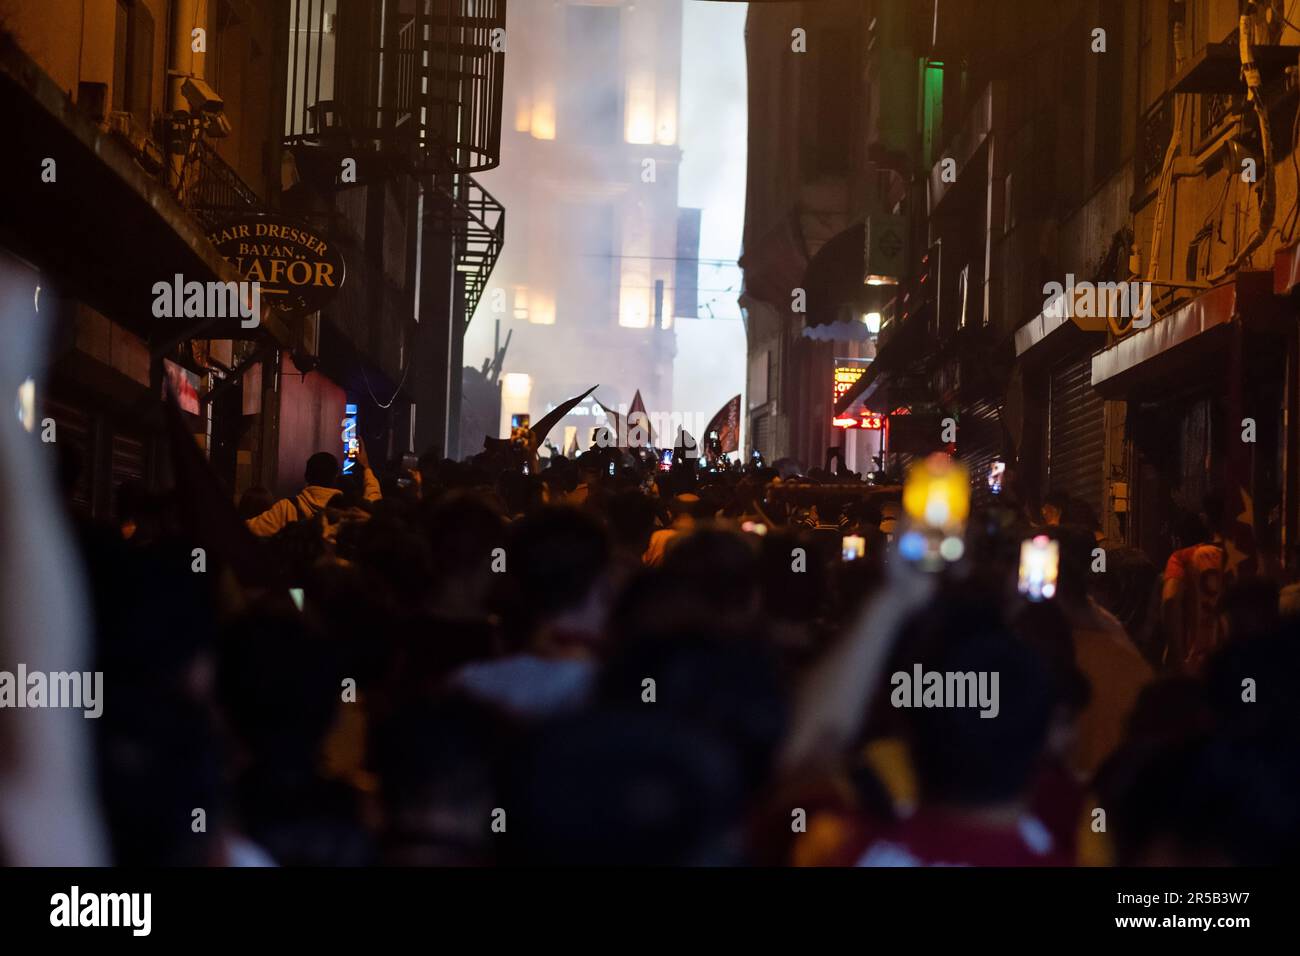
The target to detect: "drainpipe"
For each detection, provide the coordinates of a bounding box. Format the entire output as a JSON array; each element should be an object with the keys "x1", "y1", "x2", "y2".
[
  {"x1": 155, "y1": 0, "x2": 206, "y2": 433},
  {"x1": 1213, "y1": 8, "x2": 1276, "y2": 279},
  {"x1": 168, "y1": 0, "x2": 206, "y2": 186}
]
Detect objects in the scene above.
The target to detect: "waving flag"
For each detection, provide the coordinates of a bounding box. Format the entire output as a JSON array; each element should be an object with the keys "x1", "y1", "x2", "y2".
[
  {"x1": 595, "y1": 396, "x2": 622, "y2": 441},
  {"x1": 705, "y1": 394, "x2": 741, "y2": 454},
  {"x1": 628, "y1": 390, "x2": 656, "y2": 447}
]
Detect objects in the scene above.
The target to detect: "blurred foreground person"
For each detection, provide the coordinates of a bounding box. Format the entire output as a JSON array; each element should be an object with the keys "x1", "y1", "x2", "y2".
[
  {"x1": 451, "y1": 507, "x2": 612, "y2": 719},
  {"x1": 850, "y1": 634, "x2": 1065, "y2": 866},
  {"x1": 0, "y1": 259, "x2": 107, "y2": 864},
  {"x1": 1054, "y1": 526, "x2": 1153, "y2": 777},
  {"x1": 500, "y1": 710, "x2": 747, "y2": 865}
]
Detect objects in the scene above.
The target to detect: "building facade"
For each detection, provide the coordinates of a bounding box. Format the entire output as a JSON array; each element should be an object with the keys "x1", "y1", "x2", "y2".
[
  {"x1": 464, "y1": 0, "x2": 692, "y2": 458},
  {"x1": 1, "y1": 0, "x2": 505, "y2": 513},
  {"x1": 745, "y1": 0, "x2": 1300, "y2": 574},
  {"x1": 740, "y1": 0, "x2": 889, "y2": 475}
]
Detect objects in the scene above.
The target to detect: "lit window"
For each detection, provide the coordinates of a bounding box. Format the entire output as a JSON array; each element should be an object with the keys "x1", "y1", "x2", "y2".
[
  {"x1": 514, "y1": 95, "x2": 532, "y2": 133},
  {"x1": 531, "y1": 84, "x2": 556, "y2": 140},
  {"x1": 503, "y1": 373, "x2": 532, "y2": 398},
  {"x1": 529, "y1": 289, "x2": 556, "y2": 326},
  {"x1": 625, "y1": 73, "x2": 655, "y2": 145}
]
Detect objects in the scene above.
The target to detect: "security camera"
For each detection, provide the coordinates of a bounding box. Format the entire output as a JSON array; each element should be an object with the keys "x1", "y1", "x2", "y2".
[
  {"x1": 181, "y1": 76, "x2": 224, "y2": 114},
  {"x1": 204, "y1": 112, "x2": 232, "y2": 138}
]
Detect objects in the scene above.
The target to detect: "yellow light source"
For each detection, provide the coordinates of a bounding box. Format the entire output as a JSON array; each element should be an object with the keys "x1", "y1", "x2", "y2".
[
  {"x1": 902, "y1": 453, "x2": 970, "y2": 533},
  {"x1": 529, "y1": 289, "x2": 555, "y2": 325},
  {"x1": 625, "y1": 73, "x2": 656, "y2": 145},
  {"x1": 619, "y1": 265, "x2": 652, "y2": 328},
  {"x1": 864, "y1": 311, "x2": 882, "y2": 334},
  {"x1": 530, "y1": 85, "x2": 556, "y2": 140},
  {"x1": 514, "y1": 96, "x2": 532, "y2": 133}
]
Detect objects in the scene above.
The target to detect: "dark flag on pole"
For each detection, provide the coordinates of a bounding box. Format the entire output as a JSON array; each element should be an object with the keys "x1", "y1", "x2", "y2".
[
  {"x1": 596, "y1": 396, "x2": 622, "y2": 444},
  {"x1": 628, "y1": 390, "x2": 656, "y2": 448},
  {"x1": 705, "y1": 394, "x2": 742, "y2": 454},
  {"x1": 530, "y1": 385, "x2": 598, "y2": 447}
]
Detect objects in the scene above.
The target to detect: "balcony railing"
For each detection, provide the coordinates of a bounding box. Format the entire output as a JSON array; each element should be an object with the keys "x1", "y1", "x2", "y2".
[
  {"x1": 284, "y1": 0, "x2": 506, "y2": 175},
  {"x1": 178, "y1": 138, "x2": 261, "y2": 229}
]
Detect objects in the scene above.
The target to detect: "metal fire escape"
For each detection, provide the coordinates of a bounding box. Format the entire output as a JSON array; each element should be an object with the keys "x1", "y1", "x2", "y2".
[
  {"x1": 283, "y1": 0, "x2": 507, "y2": 454},
  {"x1": 283, "y1": 0, "x2": 507, "y2": 309},
  {"x1": 424, "y1": 171, "x2": 504, "y2": 331}
]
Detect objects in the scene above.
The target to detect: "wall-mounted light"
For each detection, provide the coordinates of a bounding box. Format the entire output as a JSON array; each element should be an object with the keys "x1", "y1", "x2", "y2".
[{"x1": 864, "y1": 311, "x2": 882, "y2": 334}]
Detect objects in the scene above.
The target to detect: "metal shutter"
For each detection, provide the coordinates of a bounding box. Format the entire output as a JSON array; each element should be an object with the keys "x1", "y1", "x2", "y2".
[
  {"x1": 752, "y1": 412, "x2": 773, "y2": 460},
  {"x1": 1048, "y1": 353, "x2": 1105, "y2": 515},
  {"x1": 957, "y1": 398, "x2": 1003, "y2": 507}
]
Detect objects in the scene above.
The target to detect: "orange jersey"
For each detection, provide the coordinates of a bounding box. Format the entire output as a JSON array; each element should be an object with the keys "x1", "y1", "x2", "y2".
[{"x1": 1164, "y1": 543, "x2": 1226, "y2": 670}]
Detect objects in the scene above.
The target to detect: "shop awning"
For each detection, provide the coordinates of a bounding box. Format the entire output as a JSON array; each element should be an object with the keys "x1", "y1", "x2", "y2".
[
  {"x1": 1090, "y1": 271, "x2": 1280, "y2": 399},
  {"x1": 0, "y1": 34, "x2": 292, "y2": 349},
  {"x1": 803, "y1": 221, "x2": 866, "y2": 330},
  {"x1": 833, "y1": 306, "x2": 933, "y2": 415}
]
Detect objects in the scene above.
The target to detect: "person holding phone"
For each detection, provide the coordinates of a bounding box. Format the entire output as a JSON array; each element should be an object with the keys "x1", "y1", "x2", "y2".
[{"x1": 246, "y1": 437, "x2": 381, "y2": 537}]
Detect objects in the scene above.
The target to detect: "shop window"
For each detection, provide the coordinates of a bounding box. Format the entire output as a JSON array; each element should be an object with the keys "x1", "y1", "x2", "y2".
[{"x1": 113, "y1": 0, "x2": 155, "y2": 130}]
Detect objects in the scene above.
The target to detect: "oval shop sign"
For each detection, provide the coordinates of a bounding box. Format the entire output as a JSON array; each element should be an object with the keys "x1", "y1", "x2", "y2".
[{"x1": 207, "y1": 214, "x2": 346, "y2": 319}]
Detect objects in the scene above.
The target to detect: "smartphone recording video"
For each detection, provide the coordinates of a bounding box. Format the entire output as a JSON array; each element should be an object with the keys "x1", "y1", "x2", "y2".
[
  {"x1": 988, "y1": 460, "x2": 1006, "y2": 495},
  {"x1": 1018, "y1": 535, "x2": 1059, "y2": 601},
  {"x1": 841, "y1": 534, "x2": 865, "y2": 561}
]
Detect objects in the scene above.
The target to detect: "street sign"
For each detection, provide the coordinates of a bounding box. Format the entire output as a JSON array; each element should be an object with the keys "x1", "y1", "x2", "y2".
[{"x1": 866, "y1": 212, "x2": 907, "y2": 284}]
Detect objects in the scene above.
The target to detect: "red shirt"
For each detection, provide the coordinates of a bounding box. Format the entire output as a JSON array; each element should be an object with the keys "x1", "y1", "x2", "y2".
[
  {"x1": 1164, "y1": 542, "x2": 1226, "y2": 670},
  {"x1": 846, "y1": 808, "x2": 1068, "y2": 867}
]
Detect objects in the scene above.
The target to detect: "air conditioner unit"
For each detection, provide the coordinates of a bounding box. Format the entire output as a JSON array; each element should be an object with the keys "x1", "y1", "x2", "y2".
[{"x1": 107, "y1": 111, "x2": 164, "y2": 173}]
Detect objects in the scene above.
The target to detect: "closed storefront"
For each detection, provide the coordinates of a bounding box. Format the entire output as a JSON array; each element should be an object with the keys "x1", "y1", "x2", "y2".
[
  {"x1": 1047, "y1": 353, "x2": 1105, "y2": 518},
  {"x1": 957, "y1": 397, "x2": 1004, "y2": 507},
  {"x1": 751, "y1": 410, "x2": 774, "y2": 462}
]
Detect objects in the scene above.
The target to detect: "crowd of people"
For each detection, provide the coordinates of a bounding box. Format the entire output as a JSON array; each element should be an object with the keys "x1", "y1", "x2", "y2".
[{"x1": 54, "y1": 426, "x2": 1300, "y2": 866}]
